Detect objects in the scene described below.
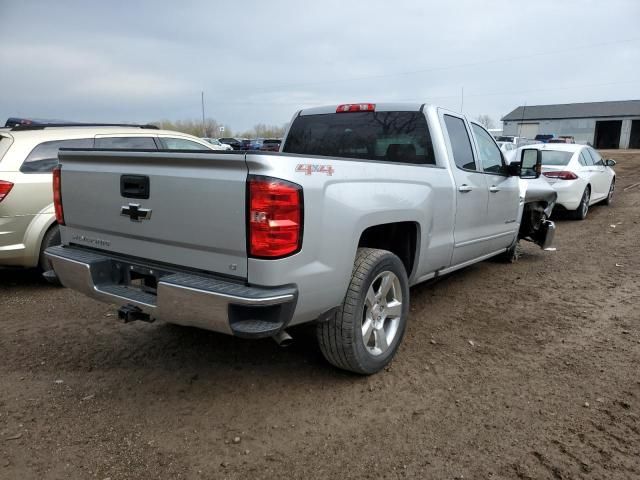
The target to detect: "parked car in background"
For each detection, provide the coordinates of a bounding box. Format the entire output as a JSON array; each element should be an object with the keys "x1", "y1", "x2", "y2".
[
  {"x1": 5, "y1": 117, "x2": 68, "y2": 128},
  {"x1": 496, "y1": 141, "x2": 516, "y2": 153},
  {"x1": 534, "y1": 134, "x2": 554, "y2": 143},
  {"x1": 496, "y1": 135, "x2": 536, "y2": 147},
  {"x1": 202, "y1": 138, "x2": 232, "y2": 150},
  {"x1": 239, "y1": 139, "x2": 252, "y2": 150},
  {"x1": 46, "y1": 102, "x2": 554, "y2": 374},
  {"x1": 249, "y1": 139, "x2": 264, "y2": 150},
  {"x1": 0, "y1": 122, "x2": 225, "y2": 274},
  {"x1": 548, "y1": 136, "x2": 575, "y2": 144},
  {"x1": 526, "y1": 143, "x2": 615, "y2": 220},
  {"x1": 218, "y1": 137, "x2": 242, "y2": 150},
  {"x1": 260, "y1": 139, "x2": 282, "y2": 151}
]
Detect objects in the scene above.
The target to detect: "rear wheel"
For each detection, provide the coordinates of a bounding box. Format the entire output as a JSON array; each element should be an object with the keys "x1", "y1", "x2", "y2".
[
  {"x1": 39, "y1": 225, "x2": 62, "y2": 284},
  {"x1": 603, "y1": 179, "x2": 615, "y2": 206},
  {"x1": 572, "y1": 186, "x2": 590, "y2": 220},
  {"x1": 317, "y1": 248, "x2": 409, "y2": 375}
]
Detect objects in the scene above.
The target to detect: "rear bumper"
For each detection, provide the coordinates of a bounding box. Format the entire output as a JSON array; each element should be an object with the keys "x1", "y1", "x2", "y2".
[
  {"x1": 45, "y1": 245, "x2": 298, "y2": 338},
  {"x1": 548, "y1": 180, "x2": 583, "y2": 210}
]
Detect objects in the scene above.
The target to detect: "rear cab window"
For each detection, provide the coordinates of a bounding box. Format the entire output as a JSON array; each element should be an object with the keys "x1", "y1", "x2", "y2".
[
  {"x1": 283, "y1": 111, "x2": 436, "y2": 165},
  {"x1": 21, "y1": 138, "x2": 93, "y2": 173}
]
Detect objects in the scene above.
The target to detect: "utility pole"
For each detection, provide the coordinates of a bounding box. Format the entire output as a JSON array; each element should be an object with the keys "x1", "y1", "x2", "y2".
[{"x1": 201, "y1": 91, "x2": 206, "y2": 137}]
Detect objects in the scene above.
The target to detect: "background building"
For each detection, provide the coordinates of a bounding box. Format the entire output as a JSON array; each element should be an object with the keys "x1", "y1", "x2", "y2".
[{"x1": 501, "y1": 100, "x2": 640, "y2": 149}]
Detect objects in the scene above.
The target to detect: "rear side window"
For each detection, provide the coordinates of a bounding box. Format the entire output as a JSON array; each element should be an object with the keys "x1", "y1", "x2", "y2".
[
  {"x1": 540, "y1": 150, "x2": 574, "y2": 166},
  {"x1": 0, "y1": 135, "x2": 14, "y2": 163},
  {"x1": 21, "y1": 138, "x2": 93, "y2": 173},
  {"x1": 579, "y1": 151, "x2": 592, "y2": 166},
  {"x1": 444, "y1": 115, "x2": 476, "y2": 171},
  {"x1": 94, "y1": 136, "x2": 157, "y2": 149},
  {"x1": 159, "y1": 137, "x2": 211, "y2": 150},
  {"x1": 283, "y1": 111, "x2": 436, "y2": 165}
]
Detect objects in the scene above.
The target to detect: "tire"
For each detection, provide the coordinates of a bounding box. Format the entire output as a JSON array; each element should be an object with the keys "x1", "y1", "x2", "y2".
[
  {"x1": 603, "y1": 178, "x2": 615, "y2": 206},
  {"x1": 316, "y1": 248, "x2": 409, "y2": 375},
  {"x1": 571, "y1": 186, "x2": 590, "y2": 220},
  {"x1": 38, "y1": 225, "x2": 62, "y2": 284},
  {"x1": 495, "y1": 241, "x2": 522, "y2": 263}
]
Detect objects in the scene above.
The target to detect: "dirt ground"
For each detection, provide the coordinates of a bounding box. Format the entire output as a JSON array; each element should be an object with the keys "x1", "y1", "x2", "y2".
[{"x1": 1, "y1": 150, "x2": 639, "y2": 480}]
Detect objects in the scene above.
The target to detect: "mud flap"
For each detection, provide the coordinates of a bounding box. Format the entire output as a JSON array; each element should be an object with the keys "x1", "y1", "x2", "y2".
[{"x1": 535, "y1": 220, "x2": 556, "y2": 250}]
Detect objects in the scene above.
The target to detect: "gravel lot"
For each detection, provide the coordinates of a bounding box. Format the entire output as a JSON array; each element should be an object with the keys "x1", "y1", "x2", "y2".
[{"x1": 1, "y1": 150, "x2": 639, "y2": 479}]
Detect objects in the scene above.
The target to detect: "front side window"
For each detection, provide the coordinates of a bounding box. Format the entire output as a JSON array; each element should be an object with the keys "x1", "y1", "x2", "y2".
[
  {"x1": 94, "y1": 136, "x2": 158, "y2": 149},
  {"x1": 21, "y1": 138, "x2": 93, "y2": 173},
  {"x1": 444, "y1": 115, "x2": 476, "y2": 171},
  {"x1": 160, "y1": 137, "x2": 211, "y2": 150},
  {"x1": 587, "y1": 148, "x2": 604, "y2": 166},
  {"x1": 283, "y1": 111, "x2": 436, "y2": 165},
  {"x1": 579, "y1": 151, "x2": 591, "y2": 166},
  {"x1": 471, "y1": 123, "x2": 503, "y2": 174}
]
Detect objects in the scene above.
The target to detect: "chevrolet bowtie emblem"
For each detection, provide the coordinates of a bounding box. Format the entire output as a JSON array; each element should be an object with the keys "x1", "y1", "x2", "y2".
[{"x1": 121, "y1": 203, "x2": 152, "y2": 222}]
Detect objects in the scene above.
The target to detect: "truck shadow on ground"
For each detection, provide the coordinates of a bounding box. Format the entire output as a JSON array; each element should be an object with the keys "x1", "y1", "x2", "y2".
[
  {"x1": 1, "y1": 247, "x2": 550, "y2": 385},
  {"x1": 0, "y1": 267, "x2": 51, "y2": 287}
]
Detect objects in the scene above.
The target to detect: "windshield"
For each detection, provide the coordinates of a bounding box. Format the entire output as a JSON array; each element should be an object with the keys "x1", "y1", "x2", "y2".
[
  {"x1": 283, "y1": 111, "x2": 435, "y2": 165},
  {"x1": 496, "y1": 136, "x2": 514, "y2": 142},
  {"x1": 541, "y1": 150, "x2": 574, "y2": 166}
]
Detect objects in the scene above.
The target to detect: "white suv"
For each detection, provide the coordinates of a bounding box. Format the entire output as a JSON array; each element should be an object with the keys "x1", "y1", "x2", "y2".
[{"x1": 0, "y1": 123, "x2": 225, "y2": 274}]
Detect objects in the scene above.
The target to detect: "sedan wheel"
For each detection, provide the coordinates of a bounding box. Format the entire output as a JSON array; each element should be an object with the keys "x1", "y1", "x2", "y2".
[
  {"x1": 604, "y1": 179, "x2": 615, "y2": 206},
  {"x1": 573, "y1": 187, "x2": 590, "y2": 220}
]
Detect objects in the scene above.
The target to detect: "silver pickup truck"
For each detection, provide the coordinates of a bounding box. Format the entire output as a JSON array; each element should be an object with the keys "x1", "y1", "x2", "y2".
[{"x1": 46, "y1": 103, "x2": 555, "y2": 374}]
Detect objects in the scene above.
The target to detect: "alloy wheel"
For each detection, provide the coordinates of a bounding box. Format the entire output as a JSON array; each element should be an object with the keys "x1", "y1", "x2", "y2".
[{"x1": 362, "y1": 271, "x2": 403, "y2": 356}]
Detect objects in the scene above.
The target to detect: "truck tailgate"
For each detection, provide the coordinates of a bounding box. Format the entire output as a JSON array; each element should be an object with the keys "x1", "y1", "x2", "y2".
[{"x1": 58, "y1": 150, "x2": 248, "y2": 278}]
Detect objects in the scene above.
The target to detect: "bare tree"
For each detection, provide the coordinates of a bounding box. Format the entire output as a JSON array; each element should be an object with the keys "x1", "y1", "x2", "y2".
[{"x1": 475, "y1": 114, "x2": 495, "y2": 130}]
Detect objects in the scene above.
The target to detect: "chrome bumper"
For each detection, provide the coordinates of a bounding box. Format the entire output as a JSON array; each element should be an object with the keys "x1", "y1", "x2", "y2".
[{"x1": 45, "y1": 246, "x2": 297, "y2": 337}]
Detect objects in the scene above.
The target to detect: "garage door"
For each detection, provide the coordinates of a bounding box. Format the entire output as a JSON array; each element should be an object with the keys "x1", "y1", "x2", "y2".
[{"x1": 518, "y1": 123, "x2": 539, "y2": 138}]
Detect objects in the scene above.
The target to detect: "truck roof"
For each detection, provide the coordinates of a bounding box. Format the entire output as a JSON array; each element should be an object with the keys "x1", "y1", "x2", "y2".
[{"x1": 298, "y1": 102, "x2": 426, "y2": 116}]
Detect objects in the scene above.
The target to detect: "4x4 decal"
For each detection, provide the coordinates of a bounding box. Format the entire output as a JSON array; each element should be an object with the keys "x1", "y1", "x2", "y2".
[{"x1": 295, "y1": 164, "x2": 334, "y2": 176}]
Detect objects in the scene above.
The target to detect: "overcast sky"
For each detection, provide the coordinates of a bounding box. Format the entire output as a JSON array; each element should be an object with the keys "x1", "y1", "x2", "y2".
[{"x1": 1, "y1": 0, "x2": 639, "y2": 132}]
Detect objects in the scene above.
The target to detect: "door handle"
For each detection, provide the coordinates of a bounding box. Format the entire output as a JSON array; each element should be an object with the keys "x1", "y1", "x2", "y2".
[
  {"x1": 489, "y1": 186, "x2": 500, "y2": 193},
  {"x1": 458, "y1": 185, "x2": 473, "y2": 193}
]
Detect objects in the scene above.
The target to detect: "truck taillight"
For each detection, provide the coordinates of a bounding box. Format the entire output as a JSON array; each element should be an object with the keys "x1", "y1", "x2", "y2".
[
  {"x1": 543, "y1": 171, "x2": 578, "y2": 180},
  {"x1": 248, "y1": 176, "x2": 302, "y2": 258},
  {"x1": 336, "y1": 103, "x2": 376, "y2": 113},
  {"x1": 52, "y1": 166, "x2": 65, "y2": 224},
  {"x1": 0, "y1": 180, "x2": 13, "y2": 202}
]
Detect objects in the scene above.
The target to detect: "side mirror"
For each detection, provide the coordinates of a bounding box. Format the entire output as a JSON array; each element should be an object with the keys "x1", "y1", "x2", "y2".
[
  {"x1": 520, "y1": 148, "x2": 541, "y2": 179},
  {"x1": 605, "y1": 158, "x2": 616, "y2": 167}
]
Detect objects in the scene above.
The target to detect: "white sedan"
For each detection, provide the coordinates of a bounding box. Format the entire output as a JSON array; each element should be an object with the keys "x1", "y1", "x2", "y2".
[
  {"x1": 201, "y1": 138, "x2": 233, "y2": 150},
  {"x1": 508, "y1": 144, "x2": 616, "y2": 220}
]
